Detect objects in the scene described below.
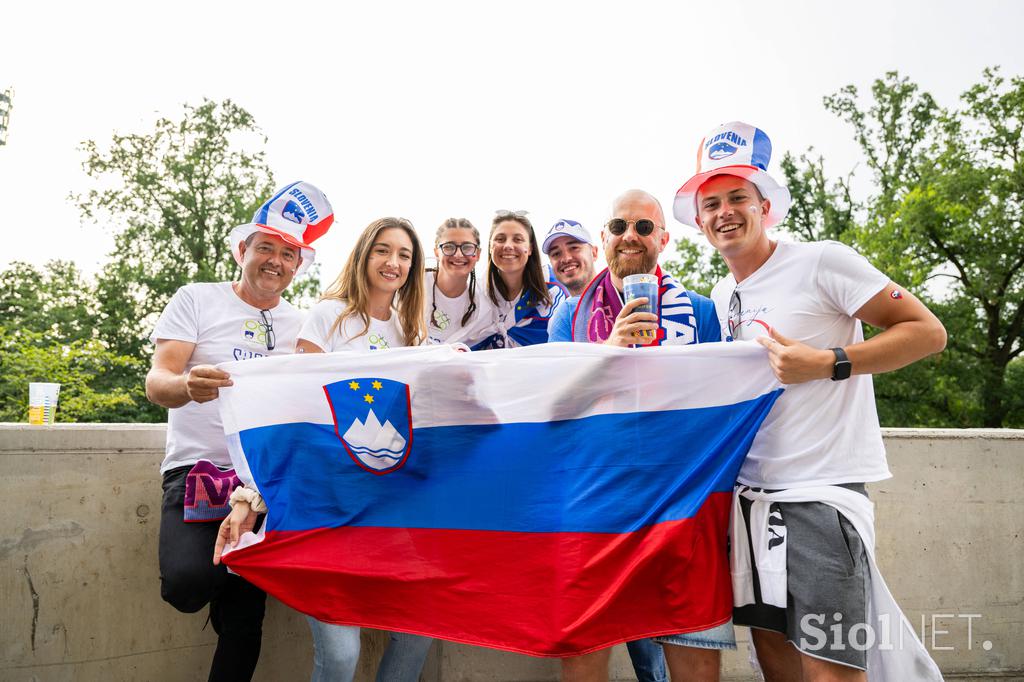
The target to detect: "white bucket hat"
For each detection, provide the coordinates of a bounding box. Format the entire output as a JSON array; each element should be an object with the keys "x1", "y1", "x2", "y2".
[
  {"x1": 229, "y1": 181, "x2": 334, "y2": 275},
  {"x1": 673, "y1": 121, "x2": 791, "y2": 229}
]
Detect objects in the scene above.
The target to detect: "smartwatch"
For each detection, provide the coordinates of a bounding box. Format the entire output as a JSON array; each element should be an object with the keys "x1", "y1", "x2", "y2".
[{"x1": 830, "y1": 347, "x2": 852, "y2": 381}]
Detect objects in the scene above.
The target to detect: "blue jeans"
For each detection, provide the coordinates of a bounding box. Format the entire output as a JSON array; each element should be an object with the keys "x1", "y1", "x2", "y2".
[
  {"x1": 307, "y1": 617, "x2": 434, "y2": 682},
  {"x1": 626, "y1": 638, "x2": 667, "y2": 682},
  {"x1": 654, "y1": 619, "x2": 737, "y2": 650}
]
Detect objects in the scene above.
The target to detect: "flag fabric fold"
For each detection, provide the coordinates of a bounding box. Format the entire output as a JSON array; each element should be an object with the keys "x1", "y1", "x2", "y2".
[{"x1": 218, "y1": 341, "x2": 782, "y2": 657}]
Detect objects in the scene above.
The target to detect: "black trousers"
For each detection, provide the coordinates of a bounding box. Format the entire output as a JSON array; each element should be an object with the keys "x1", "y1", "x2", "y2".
[{"x1": 159, "y1": 465, "x2": 267, "y2": 682}]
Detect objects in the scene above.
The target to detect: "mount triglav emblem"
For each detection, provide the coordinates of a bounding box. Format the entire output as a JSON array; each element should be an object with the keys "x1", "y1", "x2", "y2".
[{"x1": 323, "y1": 377, "x2": 413, "y2": 474}]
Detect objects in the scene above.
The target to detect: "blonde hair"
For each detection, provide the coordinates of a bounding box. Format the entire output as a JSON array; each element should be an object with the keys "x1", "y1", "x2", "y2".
[{"x1": 320, "y1": 217, "x2": 426, "y2": 346}]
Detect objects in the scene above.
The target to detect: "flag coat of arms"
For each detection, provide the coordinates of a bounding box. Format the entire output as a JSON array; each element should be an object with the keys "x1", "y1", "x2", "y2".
[{"x1": 218, "y1": 342, "x2": 782, "y2": 656}]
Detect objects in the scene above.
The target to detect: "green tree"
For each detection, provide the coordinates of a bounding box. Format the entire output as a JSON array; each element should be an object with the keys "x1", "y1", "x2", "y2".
[
  {"x1": 0, "y1": 328, "x2": 146, "y2": 423},
  {"x1": 663, "y1": 234, "x2": 727, "y2": 296},
  {"x1": 785, "y1": 69, "x2": 1023, "y2": 427},
  {"x1": 74, "y1": 99, "x2": 284, "y2": 357},
  {"x1": 66, "y1": 99, "x2": 321, "y2": 423},
  {"x1": 1, "y1": 260, "x2": 98, "y2": 345},
  {"x1": 0, "y1": 261, "x2": 156, "y2": 422}
]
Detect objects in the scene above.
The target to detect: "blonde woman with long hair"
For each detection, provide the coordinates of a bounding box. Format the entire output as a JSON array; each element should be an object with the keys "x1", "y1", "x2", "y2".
[
  {"x1": 214, "y1": 217, "x2": 432, "y2": 680},
  {"x1": 298, "y1": 217, "x2": 426, "y2": 353},
  {"x1": 279, "y1": 217, "x2": 433, "y2": 681}
]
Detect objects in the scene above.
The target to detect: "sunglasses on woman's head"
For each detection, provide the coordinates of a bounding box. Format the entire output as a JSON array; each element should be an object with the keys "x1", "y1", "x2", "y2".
[
  {"x1": 495, "y1": 209, "x2": 529, "y2": 219},
  {"x1": 605, "y1": 218, "x2": 659, "y2": 237}
]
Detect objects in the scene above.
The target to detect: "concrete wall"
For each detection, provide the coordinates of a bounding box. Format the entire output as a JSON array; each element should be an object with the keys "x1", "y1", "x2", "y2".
[{"x1": 0, "y1": 425, "x2": 1021, "y2": 681}]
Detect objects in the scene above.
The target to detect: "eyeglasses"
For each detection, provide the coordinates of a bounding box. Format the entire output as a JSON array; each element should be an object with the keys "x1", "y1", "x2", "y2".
[
  {"x1": 605, "y1": 218, "x2": 660, "y2": 237},
  {"x1": 259, "y1": 309, "x2": 276, "y2": 351},
  {"x1": 438, "y1": 241, "x2": 480, "y2": 257},
  {"x1": 495, "y1": 209, "x2": 529, "y2": 219},
  {"x1": 727, "y1": 289, "x2": 741, "y2": 340}
]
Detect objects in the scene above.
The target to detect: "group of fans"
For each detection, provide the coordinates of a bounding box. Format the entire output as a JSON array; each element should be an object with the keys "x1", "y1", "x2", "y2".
[{"x1": 147, "y1": 121, "x2": 947, "y2": 682}]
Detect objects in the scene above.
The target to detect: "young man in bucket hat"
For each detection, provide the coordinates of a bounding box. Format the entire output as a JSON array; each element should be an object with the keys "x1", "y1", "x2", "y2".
[
  {"x1": 146, "y1": 181, "x2": 333, "y2": 681},
  {"x1": 677, "y1": 121, "x2": 945, "y2": 679}
]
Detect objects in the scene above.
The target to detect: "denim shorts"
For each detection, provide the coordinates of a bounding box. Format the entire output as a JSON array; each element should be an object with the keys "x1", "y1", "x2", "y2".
[{"x1": 653, "y1": 618, "x2": 737, "y2": 650}]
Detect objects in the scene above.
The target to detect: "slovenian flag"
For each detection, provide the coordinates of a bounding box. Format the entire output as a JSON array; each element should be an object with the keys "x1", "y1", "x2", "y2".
[{"x1": 218, "y1": 342, "x2": 782, "y2": 657}]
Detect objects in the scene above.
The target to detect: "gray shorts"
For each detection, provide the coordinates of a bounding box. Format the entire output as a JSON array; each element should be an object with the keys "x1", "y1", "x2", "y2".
[{"x1": 732, "y1": 484, "x2": 870, "y2": 670}]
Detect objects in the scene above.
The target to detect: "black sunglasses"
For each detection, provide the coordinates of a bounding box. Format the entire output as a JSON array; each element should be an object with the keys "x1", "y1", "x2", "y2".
[
  {"x1": 259, "y1": 308, "x2": 276, "y2": 351},
  {"x1": 438, "y1": 241, "x2": 480, "y2": 257},
  {"x1": 606, "y1": 218, "x2": 659, "y2": 237}
]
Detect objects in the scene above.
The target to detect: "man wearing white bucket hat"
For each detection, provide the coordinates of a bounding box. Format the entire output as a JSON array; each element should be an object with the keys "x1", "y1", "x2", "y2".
[
  {"x1": 676, "y1": 122, "x2": 946, "y2": 679},
  {"x1": 146, "y1": 181, "x2": 333, "y2": 681}
]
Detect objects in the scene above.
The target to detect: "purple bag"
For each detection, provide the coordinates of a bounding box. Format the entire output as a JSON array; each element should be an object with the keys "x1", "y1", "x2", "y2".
[{"x1": 183, "y1": 460, "x2": 242, "y2": 522}]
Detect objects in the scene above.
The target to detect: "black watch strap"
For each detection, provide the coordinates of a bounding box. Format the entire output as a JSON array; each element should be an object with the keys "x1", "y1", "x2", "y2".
[{"x1": 830, "y1": 347, "x2": 852, "y2": 381}]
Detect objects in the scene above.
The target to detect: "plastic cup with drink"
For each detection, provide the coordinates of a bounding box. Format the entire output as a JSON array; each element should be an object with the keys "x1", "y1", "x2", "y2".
[
  {"x1": 622, "y1": 274, "x2": 658, "y2": 344},
  {"x1": 28, "y1": 382, "x2": 61, "y2": 425}
]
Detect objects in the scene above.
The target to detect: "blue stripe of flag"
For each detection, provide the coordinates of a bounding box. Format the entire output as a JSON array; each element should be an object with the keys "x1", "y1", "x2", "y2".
[{"x1": 239, "y1": 390, "x2": 781, "y2": 534}]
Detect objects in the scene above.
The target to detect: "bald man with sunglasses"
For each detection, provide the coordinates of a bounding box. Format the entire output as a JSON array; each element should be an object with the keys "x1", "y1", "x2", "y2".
[
  {"x1": 548, "y1": 190, "x2": 730, "y2": 682},
  {"x1": 548, "y1": 189, "x2": 721, "y2": 350}
]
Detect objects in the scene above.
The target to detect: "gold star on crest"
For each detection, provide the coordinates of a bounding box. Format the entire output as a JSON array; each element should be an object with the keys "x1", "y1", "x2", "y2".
[
  {"x1": 363, "y1": 394, "x2": 374, "y2": 404},
  {"x1": 348, "y1": 381, "x2": 360, "y2": 390},
  {"x1": 371, "y1": 380, "x2": 383, "y2": 390}
]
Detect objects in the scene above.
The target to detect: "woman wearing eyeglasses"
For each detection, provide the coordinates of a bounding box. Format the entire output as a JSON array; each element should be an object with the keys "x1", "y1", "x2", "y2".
[
  {"x1": 423, "y1": 217, "x2": 496, "y2": 348},
  {"x1": 475, "y1": 210, "x2": 565, "y2": 349},
  {"x1": 215, "y1": 217, "x2": 433, "y2": 682}
]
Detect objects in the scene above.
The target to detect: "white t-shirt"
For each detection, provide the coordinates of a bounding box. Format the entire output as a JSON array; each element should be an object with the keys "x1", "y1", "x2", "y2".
[
  {"x1": 422, "y1": 270, "x2": 497, "y2": 347},
  {"x1": 150, "y1": 282, "x2": 304, "y2": 473},
  {"x1": 710, "y1": 240, "x2": 891, "y2": 488},
  {"x1": 299, "y1": 299, "x2": 405, "y2": 352}
]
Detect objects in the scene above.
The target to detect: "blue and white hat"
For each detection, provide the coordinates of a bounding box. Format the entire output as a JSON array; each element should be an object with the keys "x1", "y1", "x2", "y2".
[
  {"x1": 229, "y1": 181, "x2": 334, "y2": 276},
  {"x1": 541, "y1": 219, "x2": 593, "y2": 255},
  {"x1": 673, "y1": 121, "x2": 791, "y2": 229}
]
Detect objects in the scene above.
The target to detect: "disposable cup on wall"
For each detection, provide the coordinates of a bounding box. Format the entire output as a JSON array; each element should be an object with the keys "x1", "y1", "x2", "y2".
[
  {"x1": 28, "y1": 383, "x2": 61, "y2": 425},
  {"x1": 622, "y1": 274, "x2": 658, "y2": 340}
]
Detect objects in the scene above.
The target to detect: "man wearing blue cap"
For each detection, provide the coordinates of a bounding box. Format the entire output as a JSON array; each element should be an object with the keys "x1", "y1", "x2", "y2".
[
  {"x1": 542, "y1": 219, "x2": 600, "y2": 297},
  {"x1": 677, "y1": 122, "x2": 945, "y2": 679},
  {"x1": 146, "y1": 182, "x2": 333, "y2": 681}
]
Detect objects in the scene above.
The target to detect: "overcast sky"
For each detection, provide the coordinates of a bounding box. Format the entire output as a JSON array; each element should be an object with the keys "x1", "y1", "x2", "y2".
[{"x1": 2, "y1": 0, "x2": 1022, "y2": 286}]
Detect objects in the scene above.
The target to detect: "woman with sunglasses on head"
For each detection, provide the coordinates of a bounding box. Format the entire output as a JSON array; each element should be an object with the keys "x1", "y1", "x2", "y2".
[
  {"x1": 424, "y1": 217, "x2": 497, "y2": 348},
  {"x1": 475, "y1": 210, "x2": 566, "y2": 349},
  {"x1": 216, "y1": 217, "x2": 433, "y2": 682}
]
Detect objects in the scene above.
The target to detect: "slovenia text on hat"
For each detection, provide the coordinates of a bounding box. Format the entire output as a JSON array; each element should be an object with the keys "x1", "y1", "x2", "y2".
[
  {"x1": 542, "y1": 219, "x2": 593, "y2": 255},
  {"x1": 673, "y1": 121, "x2": 791, "y2": 229},
  {"x1": 229, "y1": 181, "x2": 334, "y2": 276}
]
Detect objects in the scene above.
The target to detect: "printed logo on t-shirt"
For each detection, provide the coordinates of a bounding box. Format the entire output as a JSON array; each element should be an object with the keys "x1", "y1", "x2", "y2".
[
  {"x1": 728, "y1": 303, "x2": 772, "y2": 341},
  {"x1": 432, "y1": 309, "x2": 451, "y2": 330},
  {"x1": 233, "y1": 348, "x2": 266, "y2": 361},
  {"x1": 241, "y1": 318, "x2": 271, "y2": 349},
  {"x1": 368, "y1": 333, "x2": 391, "y2": 351}
]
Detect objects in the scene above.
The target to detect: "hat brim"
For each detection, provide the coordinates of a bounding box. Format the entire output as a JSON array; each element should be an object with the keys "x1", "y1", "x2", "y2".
[
  {"x1": 542, "y1": 232, "x2": 594, "y2": 255},
  {"x1": 673, "y1": 165, "x2": 791, "y2": 230},
  {"x1": 229, "y1": 224, "x2": 316, "y2": 276}
]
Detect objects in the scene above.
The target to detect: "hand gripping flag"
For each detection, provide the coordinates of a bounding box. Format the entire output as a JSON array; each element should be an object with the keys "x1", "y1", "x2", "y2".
[{"x1": 217, "y1": 342, "x2": 783, "y2": 656}]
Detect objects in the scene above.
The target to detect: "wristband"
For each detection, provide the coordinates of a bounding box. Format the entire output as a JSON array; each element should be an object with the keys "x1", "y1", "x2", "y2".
[{"x1": 229, "y1": 486, "x2": 267, "y2": 514}]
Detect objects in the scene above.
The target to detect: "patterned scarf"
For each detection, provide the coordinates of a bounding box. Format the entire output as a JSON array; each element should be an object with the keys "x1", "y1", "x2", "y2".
[{"x1": 573, "y1": 266, "x2": 701, "y2": 346}]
